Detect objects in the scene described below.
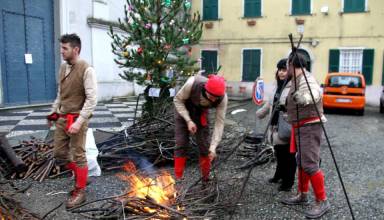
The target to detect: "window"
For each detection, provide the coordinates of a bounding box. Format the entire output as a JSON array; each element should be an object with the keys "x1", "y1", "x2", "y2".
[
  {"x1": 203, "y1": 0, "x2": 218, "y2": 20},
  {"x1": 242, "y1": 49, "x2": 261, "y2": 82},
  {"x1": 291, "y1": 0, "x2": 311, "y2": 15},
  {"x1": 201, "y1": 50, "x2": 218, "y2": 75},
  {"x1": 343, "y1": 0, "x2": 366, "y2": 13},
  {"x1": 329, "y1": 76, "x2": 362, "y2": 88},
  {"x1": 340, "y1": 49, "x2": 363, "y2": 73},
  {"x1": 328, "y1": 48, "x2": 374, "y2": 85},
  {"x1": 244, "y1": 0, "x2": 262, "y2": 17}
]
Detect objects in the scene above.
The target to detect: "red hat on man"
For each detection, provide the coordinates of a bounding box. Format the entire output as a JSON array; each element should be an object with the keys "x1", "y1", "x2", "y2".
[{"x1": 204, "y1": 75, "x2": 226, "y2": 96}]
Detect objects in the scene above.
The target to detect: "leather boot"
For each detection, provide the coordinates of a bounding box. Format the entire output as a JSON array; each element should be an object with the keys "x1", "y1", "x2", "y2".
[
  {"x1": 174, "y1": 157, "x2": 187, "y2": 180},
  {"x1": 305, "y1": 200, "x2": 330, "y2": 219},
  {"x1": 66, "y1": 166, "x2": 88, "y2": 209},
  {"x1": 66, "y1": 188, "x2": 86, "y2": 209},
  {"x1": 280, "y1": 192, "x2": 309, "y2": 205},
  {"x1": 305, "y1": 170, "x2": 330, "y2": 218}
]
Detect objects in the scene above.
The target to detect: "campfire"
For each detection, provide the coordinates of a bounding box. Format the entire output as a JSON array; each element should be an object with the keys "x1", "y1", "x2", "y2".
[{"x1": 117, "y1": 161, "x2": 177, "y2": 214}]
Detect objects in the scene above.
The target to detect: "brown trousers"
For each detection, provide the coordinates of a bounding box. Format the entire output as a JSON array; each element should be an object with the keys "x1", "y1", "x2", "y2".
[
  {"x1": 174, "y1": 112, "x2": 210, "y2": 157},
  {"x1": 295, "y1": 123, "x2": 322, "y2": 176},
  {"x1": 53, "y1": 118, "x2": 88, "y2": 167}
]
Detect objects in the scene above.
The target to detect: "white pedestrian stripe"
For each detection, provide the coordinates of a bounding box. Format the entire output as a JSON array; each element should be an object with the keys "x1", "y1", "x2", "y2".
[{"x1": 0, "y1": 99, "x2": 143, "y2": 134}]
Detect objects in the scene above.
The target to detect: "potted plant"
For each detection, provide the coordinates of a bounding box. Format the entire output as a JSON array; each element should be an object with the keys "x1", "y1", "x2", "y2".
[{"x1": 247, "y1": 20, "x2": 256, "y2": 26}]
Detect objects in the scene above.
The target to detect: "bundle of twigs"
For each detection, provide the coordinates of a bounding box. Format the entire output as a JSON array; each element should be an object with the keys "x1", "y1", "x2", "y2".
[
  {"x1": 97, "y1": 112, "x2": 177, "y2": 170},
  {"x1": 97, "y1": 100, "x2": 250, "y2": 170},
  {"x1": 68, "y1": 173, "x2": 221, "y2": 219},
  {"x1": 0, "y1": 138, "x2": 66, "y2": 182},
  {"x1": 0, "y1": 181, "x2": 39, "y2": 220}
]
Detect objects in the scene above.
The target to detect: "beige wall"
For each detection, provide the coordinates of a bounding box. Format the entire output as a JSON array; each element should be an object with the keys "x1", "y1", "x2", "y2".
[{"x1": 192, "y1": 0, "x2": 384, "y2": 87}]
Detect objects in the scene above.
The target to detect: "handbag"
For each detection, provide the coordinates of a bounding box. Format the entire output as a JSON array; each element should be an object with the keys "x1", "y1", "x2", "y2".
[{"x1": 277, "y1": 111, "x2": 291, "y2": 141}]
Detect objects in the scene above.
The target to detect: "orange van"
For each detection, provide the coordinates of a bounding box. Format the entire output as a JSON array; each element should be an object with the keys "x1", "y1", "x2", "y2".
[{"x1": 322, "y1": 72, "x2": 366, "y2": 115}]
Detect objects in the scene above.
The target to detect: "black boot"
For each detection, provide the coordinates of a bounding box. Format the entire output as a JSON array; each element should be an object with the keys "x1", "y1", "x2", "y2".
[
  {"x1": 269, "y1": 145, "x2": 283, "y2": 183},
  {"x1": 279, "y1": 145, "x2": 297, "y2": 191}
]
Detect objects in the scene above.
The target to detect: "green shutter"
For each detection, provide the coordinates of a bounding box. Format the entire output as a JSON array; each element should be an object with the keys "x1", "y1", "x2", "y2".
[
  {"x1": 344, "y1": 0, "x2": 365, "y2": 13},
  {"x1": 242, "y1": 49, "x2": 261, "y2": 82},
  {"x1": 382, "y1": 54, "x2": 384, "y2": 85},
  {"x1": 203, "y1": 0, "x2": 218, "y2": 20},
  {"x1": 244, "y1": 0, "x2": 261, "y2": 17},
  {"x1": 292, "y1": 0, "x2": 311, "y2": 15},
  {"x1": 202, "y1": 50, "x2": 218, "y2": 75},
  {"x1": 328, "y1": 49, "x2": 340, "y2": 73},
  {"x1": 362, "y1": 49, "x2": 374, "y2": 85}
]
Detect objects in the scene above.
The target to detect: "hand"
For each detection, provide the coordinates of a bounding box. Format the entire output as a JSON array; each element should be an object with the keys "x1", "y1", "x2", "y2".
[
  {"x1": 208, "y1": 151, "x2": 216, "y2": 162},
  {"x1": 187, "y1": 120, "x2": 197, "y2": 134},
  {"x1": 68, "y1": 121, "x2": 82, "y2": 134},
  {"x1": 292, "y1": 91, "x2": 311, "y2": 105}
]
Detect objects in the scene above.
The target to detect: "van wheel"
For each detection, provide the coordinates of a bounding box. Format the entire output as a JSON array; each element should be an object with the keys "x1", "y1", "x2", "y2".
[
  {"x1": 380, "y1": 103, "x2": 384, "y2": 114},
  {"x1": 357, "y1": 108, "x2": 365, "y2": 116}
]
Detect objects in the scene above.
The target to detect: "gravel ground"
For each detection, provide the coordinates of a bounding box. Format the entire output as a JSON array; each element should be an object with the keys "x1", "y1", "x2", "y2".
[
  {"x1": 224, "y1": 103, "x2": 384, "y2": 220},
  {"x1": 3, "y1": 102, "x2": 384, "y2": 219}
]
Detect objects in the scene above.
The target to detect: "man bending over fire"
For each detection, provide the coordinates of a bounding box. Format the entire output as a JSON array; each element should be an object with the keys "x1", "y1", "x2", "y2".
[{"x1": 173, "y1": 74, "x2": 228, "y2": 184}]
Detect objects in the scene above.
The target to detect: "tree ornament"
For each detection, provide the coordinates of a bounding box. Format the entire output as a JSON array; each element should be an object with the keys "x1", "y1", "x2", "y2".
[
  {"x1": 184, "y1": 1, "x2": 191, "y2": 9},
  {"x1": 137, "y1": 47, "x2": 143, "y2": 55},
  {"x1": 182, "y1": 38, "x2": 189, "y2": 44},
  {"x1": 145, "y1": 23, "x2": 152, "y2": 29},
  {"x1": 164, "y1": 44, "x2": 172, "y2": 50},
  {"x1": 122, "y1": 51, "x2": 130, "y2": 57},
  {"x1": 164, "y1": 0, "x2": 171, "y2": 7}
]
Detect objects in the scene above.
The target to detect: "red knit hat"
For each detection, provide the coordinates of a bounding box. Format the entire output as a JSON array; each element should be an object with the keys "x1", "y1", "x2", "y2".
[{"x1": 204, "y1": 75, "x2": 226, "y2": 96}]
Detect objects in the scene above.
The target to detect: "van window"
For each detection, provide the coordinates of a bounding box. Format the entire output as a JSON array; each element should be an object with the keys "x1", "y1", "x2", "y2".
[{"x1": 328, "y1": 76, "x2": 362, "y2": 88}]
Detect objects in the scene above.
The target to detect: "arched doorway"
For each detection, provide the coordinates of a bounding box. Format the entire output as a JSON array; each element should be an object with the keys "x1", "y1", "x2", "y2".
[{"x1": 297, "y1": 49, "x2": 311, "y2": 72}]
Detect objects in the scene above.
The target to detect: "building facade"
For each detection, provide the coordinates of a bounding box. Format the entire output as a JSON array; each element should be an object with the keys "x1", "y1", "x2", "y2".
[
  {"x1": 0, "y1": 0, "x2": 134, "y2": 107},
  {"x1": 192, "y1": 0, "x2": 384, "y2": 105}
]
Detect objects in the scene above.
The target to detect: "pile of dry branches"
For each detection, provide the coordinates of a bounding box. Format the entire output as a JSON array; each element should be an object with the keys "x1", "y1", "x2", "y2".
[
  {"x1": 0, "y1": 138, "x2": 68, "y2": 182},
  {"x1": 0, "y1": 181, "x2": 39, "y2": 220}
]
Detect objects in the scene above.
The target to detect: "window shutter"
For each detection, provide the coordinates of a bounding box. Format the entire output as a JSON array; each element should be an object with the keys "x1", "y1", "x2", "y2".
[
  {"x1": 329, "y1": 49, "x2": 340, "y2": 73},
  {"x1": 244, "y1": 0, "x2": 261, "y2": 17},
  {"x1": 203, "y1": 0, "x2": 218, "y2": 20},
  {"x1": 292, "y1": 0, "x2": 310, "y2": 15},
  {"x1": 242, "y1": 50, "x2": 261, "y2": 82},
  {"x1": 382, "y1": 54, "x2": 384, "y2": 86},
  {"x1": 211, "y1": 0, "x2": 218, "y2": 20},
  {"x1": 344, "y1": 0, "x2": 365, "y2": 13},
  {"x1": 202, "y1": 50, "x2": 218, "y2": 75},
  {"x1": 362, "y1": 49, "x2": 374, "y2": 85}
]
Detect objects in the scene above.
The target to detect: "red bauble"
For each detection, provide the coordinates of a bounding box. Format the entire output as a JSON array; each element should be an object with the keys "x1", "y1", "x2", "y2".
[{"x1": 137, "y1": 47, "x2": 143, "y2": 55}]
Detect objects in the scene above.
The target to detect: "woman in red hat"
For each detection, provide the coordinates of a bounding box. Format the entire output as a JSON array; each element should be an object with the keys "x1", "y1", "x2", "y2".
[{"x1": 173, "y1": 74, "x2": 227, "y2": 184}]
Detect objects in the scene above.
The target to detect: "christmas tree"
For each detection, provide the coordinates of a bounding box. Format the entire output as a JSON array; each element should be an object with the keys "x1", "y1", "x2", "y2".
[{"x1": 109, "y1": 0, "x2": 203, "y2": 117}]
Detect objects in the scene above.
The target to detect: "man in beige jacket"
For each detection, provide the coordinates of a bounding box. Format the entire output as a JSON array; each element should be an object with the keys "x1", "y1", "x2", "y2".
[
  {"x1": 173, "y1": 74, "x2": 227, "y2": 183},
  {"x1": 47, "y1": 34, "x2": 97, "y2": 209}
]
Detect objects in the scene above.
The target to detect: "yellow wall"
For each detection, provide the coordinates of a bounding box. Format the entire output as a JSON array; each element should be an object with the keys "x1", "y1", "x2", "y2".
[{"x1": 192, "y1": 0, "x2": 384, "y2": 85}]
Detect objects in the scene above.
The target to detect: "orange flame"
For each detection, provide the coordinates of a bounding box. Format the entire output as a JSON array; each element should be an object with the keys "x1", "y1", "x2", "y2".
[{"x1": 117, "y1": 161, "x2": 176, "y2": 207}]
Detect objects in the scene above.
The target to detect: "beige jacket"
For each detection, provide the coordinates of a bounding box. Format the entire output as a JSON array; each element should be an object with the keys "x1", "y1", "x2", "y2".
[
  {"x1": 256, "y1": 80, "x2": 292, "y2": 145},
  {"x1": 51, "y1": 61, "x2": 98, "y2": 125},
  {"x1": 174, "y1": 76, "x2": 228, "y2": 154}
]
